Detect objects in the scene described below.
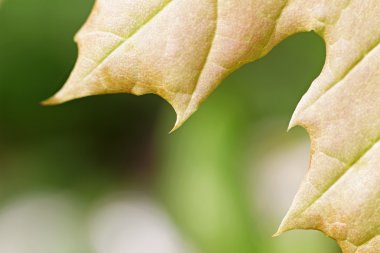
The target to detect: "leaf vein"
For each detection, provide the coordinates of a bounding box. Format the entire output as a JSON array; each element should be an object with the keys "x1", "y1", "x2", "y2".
[
  {"x1": 300, "y1": 39, "x2": 380, "y2": 116},
  {"x1": 301, "y1": 137, "x2": 380, "y2": 214},
  {"x1": 78, "y1": 0, "x2": 173, "y2": 85},
  {"x1": 183, "y1": 0, "x2": 219, "y2": 116}
]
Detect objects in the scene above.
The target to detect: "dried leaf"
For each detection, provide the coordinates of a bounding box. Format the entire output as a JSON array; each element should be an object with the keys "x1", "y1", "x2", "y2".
[{"x1": 46, "y1": 1, "x2": 380, "y2": 252}]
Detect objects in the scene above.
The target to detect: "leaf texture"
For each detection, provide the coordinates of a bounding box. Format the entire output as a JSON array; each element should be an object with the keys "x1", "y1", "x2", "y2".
[{"x1": 46, "y1": 1, "x2": 380, "y2": 252}]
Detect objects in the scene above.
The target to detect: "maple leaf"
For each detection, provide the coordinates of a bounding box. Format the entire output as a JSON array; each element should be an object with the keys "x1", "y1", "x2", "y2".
[{"x1": 45, "y1": 1, "x2": 380, "y2": 252}]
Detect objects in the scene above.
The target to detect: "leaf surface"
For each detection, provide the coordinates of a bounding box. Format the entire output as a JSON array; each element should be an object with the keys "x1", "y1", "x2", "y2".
[{"x1": 46, "y1": 1, "x2": 380, "y2": 252}]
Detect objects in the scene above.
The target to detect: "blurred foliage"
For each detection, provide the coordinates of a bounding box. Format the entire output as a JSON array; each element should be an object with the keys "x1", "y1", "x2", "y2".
[
  {"x1": 0, "y1": 0, "x2": 339, "y2": 252},
  {"x1": 0, "y1": 0, "x2": 164, "y2": 201}
]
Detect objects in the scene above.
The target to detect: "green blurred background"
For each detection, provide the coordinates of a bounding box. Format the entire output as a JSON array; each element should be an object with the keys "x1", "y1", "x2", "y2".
[{"x1": 0, "y1": 0, "x2": 341, "y2": 252}]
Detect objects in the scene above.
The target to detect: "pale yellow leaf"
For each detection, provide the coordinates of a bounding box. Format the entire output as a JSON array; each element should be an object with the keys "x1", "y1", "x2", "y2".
[{"x1": 45, "y1": 1, "x2": 380, "y2": 252}]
